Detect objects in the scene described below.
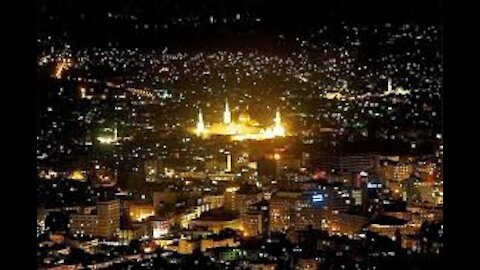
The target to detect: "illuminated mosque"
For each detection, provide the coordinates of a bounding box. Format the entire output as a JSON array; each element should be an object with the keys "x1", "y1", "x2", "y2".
[{"x1": 194, "y1": 99, "x2": 286, "y2": 141}]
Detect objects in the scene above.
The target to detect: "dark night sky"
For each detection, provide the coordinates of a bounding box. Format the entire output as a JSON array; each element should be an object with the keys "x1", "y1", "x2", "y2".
[
  {"x1": 37, "y1": 0, "x2": 442, "y2": 49},
  {"x1": 38, "y1": 0, "x2": 443, "y2": 25}
]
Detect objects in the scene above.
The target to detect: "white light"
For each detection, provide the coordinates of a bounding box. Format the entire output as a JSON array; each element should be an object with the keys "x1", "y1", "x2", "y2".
[{"x1": 312, "y1": 194, "x2": 324, "y2": 202}]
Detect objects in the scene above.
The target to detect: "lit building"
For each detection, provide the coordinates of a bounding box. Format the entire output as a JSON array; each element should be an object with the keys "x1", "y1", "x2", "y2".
[
  {"x1": 404, "y1": 180, "x2": 443, "y2": 205},
  {"x1": 203, "y1": 194, "x2": 225, "y2": 210},
  {"x1": 52, "y1": 58, "x2": 72, "y2": 79},
  {"x1": 69, "y1": 239, "x2": 100, "y2": 254},
  {"x1": 377, "y1": 162, "x2": 413, "y2": 182},
  {"x1": 119, "y1": 221, "x2": 150, "y2": 242},
  {"x1": 416, "y1": 183, "x2": 442, "y2": 205},
  {"x1": 127, "y1": 201, "x2": 154, "y2": 222},
  {"x1": 294, "y1": 203, "x2": 326, "y2": 231},
  {"x1": 339, "y1": 154, "x2": 378, "y2": 173},
  {"x1": 241, "y1": 212, "x2": 263, "y2": 237},
  {"x1": 351, "y1": 189, "x2": 363, "y2": 206},
  {"x1": 272, "y1": 154, "x2": 302, "y2": 176},
  {"x1": 97, "y1": 127, "x2": 120, "y2": 145},
  {"x1": 70, "y1": 209, "x2": 98, "y2": 237},
  {"x1": 401, "y1": 235, "x2": 422, "y2": 252},
  {"x1": 328, "y1": 213, "x2": 369, "y2": 236},
  {"x1": 286, "y1": 228, "x2": 329, "y2": 250},
  {"x1": 307, "y1": 153, "x2": 378, "y2": 174},
  {"x1": 96, "y1": 200, "x2": 121, "y2": 238},
  {"x1": 246, "y1": 200, "x2": 269, "y2": 236},
  {"x1": 233, "y1": 185, "x2": 263, "y2": 215},
  {"x1": 144, "y1": 159, "x2": 162, "y2": 183},
  {"x1": 269, "y1": 188, "x2": 354, "y2": 233},
  {"x1": 367, "y1": 215, "x2": 420, "y2": 240},
  {"x1": 224, "y1": 186, "x2": 240, "y2": 210},
  {"x1": 69, "y1": 200, "x2": 120, "y2": 238},
  {"x1": 178, "y1": 239, "x2": 199, "y2": 255},
  {"x1": 37, "y1": 207, "x2": 47, "y2": 236},
  {"x1": 153, "y1": 190, "x2": 177, "y2": 210},
  {"x1": 415, "y1": 162, "x2": 436, "y2": 180},
  {"x1": 151, "y1": 217, "x2": 172, "y2": 238},
  {"x1": 269, "y1": 192, "x2": 300, "y2": 232},
  {"x1": 200, "y1": 236, "x2": 240, "y2": 252},
  {"x1": 325, "y1": 186, "x2": 350, "y2": 213},
  {"x1": 407, "y1": 204, "x2": 443, "y2": 223},
  {"x1": 190, "y1": 210, "x2": 242, "y2": 234},
  {"x1": 246, "y1": 263, "x2": 277, "y2": 270},
  {"x1": 68, "y1": 170, "x2": 86, "y2": 181},
  {"x1": 194, "y1": 99, "x2": 287, "y2": 141},
  {"x1": 207, "y1": 172, "x2": 236, "y2": 181},
  {"x1": 214, "y1": 247, "x2": 243, "y2": 262},
  {"x1": 297, "y1": 258, "x2": 319, "y2": 270}
]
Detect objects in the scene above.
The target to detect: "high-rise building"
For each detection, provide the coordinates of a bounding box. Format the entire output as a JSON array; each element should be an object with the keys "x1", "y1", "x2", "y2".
[
  {"x1": 241, "y1": 212, "x2": 263, "y2": 237},
  {"x1": 69, "y1": 200, "x2": 120, "y2": 238},
  {"x1": 308, "y1": 153, "x2": 378, "y2": 174},
  {"x1": 339, "y1": 154, "x2": 378, "y2": 173},
  {"x1": 96, "y1": 200, "x2": 121, "y2": 238},
  {"x1": 308, "y1": 154, "x2": 339, "y2": 172},
  {"x1": 269, "y1": 192, "x2": 297, "y2": 232},
  {"x1": 269, "y1": 187, "x2": 355, "y2": 233},
  {"x1": 234, "y1": 185, "x2": 263, "y2": 215},
  {"x1": 69, "y1": 207, "x2": 98, "y2": 237},
  {"x1": 203, "y1": 194, "x2": 225, "y2": 210},
  {"x1": 248, "y1": 200, "x2": 269, "y2": 236},
  {"x1": 377, "y1": 162, "x2": 413, "y2": 182},
  {"x1": 351, "y1": 189, "x2": 363, "y2": 206}
]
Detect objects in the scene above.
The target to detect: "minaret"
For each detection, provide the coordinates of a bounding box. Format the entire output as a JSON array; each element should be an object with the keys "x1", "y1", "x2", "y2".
[
  {"x1": 224, "y1": 98, "x2": 231, "y2": 125},
  {"x1": 274, "y1": 109, "x2": 282, "y2": 127},
  {"x1": 196, "y1": 109, "x2": 205, "y2": 135},
  {"x1": 226, "y1": 152, "x2": 232, "y2": 173},
  {"x1": 113, "y1": 125, "x2": 120, "y2": 145},
  {"x1": 273, "y1": 108, "x2": 285, "y2": 136}
]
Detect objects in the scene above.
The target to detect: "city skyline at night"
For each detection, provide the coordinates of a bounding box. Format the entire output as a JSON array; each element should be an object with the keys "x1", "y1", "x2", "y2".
[{"x1": 36, "y1": 1, "x2": 443, "y2": 269}]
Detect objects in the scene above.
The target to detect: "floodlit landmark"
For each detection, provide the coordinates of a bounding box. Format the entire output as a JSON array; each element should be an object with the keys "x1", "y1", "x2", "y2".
[{"x1": 194, "y1": 99, "x2": 287, "y2": 141}]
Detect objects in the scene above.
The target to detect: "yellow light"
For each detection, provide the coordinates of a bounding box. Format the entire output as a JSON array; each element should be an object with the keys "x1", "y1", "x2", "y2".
[
  {"x1": 274, "y1": 153, "x2": 281, "y2": 160},
  {"x1": 80, "y1": 87, "x2": 86, "y2": 98},
  {"x1": 69, "y1": 170, "x2": 85, "y2": 181},
  {"x1": 192, "y1": 102, "x2": 287, "y2": 141},
  {"x1": 196, "y1": 109, "x2": 206, "y2": 136},
  {"x1": 97, "y1": 136, "x2": 115, "y2": 144},
  {"x1": 225, "y1": 187, "x2": 239, "y2": 193},
  {"x1": 164, "y1": 168, "x2": 175, "y2": 178},
  {"x1": 53, "y1": 58, "x2": 72, "y2": 79}
]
